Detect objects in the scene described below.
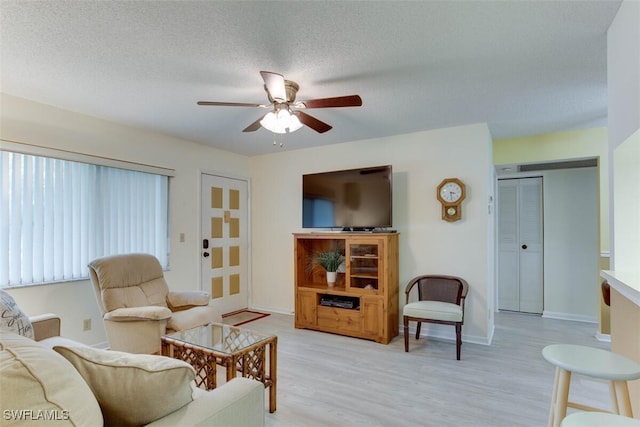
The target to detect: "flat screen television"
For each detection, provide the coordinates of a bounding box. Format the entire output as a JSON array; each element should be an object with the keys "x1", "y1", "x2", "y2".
[{"x1": 302, "y1": 165, "x2": 392, "y2": 230}]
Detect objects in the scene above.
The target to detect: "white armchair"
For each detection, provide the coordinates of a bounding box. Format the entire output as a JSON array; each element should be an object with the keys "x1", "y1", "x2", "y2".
[{"x1": 88, "y1": 253, "x2": 221, "y2": 354}]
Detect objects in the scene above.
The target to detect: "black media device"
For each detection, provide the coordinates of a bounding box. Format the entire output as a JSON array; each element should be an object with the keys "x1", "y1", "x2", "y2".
[
  {"x1": 302, "y1": 165, "x2": 392, "y2": 230},
  {"x1": 320, "y1": 295, "x2": 360, "y2": 310}
]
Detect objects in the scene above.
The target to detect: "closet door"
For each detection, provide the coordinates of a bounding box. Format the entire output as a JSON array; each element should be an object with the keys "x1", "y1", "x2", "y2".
[{"x1": 498, "y1": 178, "x2": 543, "y2": 314}]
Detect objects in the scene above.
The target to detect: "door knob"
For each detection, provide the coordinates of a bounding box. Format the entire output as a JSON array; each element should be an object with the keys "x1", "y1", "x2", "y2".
[
  {"x1": 521, "y1": 244, "x2": 528, "y2": 250},
  {"x1": 203, "y1": 252, "x2": 210, "y2": 257}
]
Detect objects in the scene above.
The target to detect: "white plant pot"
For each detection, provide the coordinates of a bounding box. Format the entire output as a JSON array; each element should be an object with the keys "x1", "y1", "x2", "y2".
[{"x1": 326, "y1": 271, "x2": 337, "y2": 286}]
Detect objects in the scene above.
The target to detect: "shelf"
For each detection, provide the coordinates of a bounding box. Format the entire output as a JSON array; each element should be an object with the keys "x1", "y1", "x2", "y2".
[
  {"x1": 319, "y1": 294, "x2": 360, "y2": 310},
  {"x1": 294, "y1": 233, "x2": 399, "y2": 344},
  {"x1": 351, "y1": 273, "x2": 378, "y2": 279}
]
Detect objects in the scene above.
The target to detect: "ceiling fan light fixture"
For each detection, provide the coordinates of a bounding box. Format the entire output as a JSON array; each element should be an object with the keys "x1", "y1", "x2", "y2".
[
  {"x1": 288, "y1": 114, "x2": 303, "y2": 132},
  {"x1": 198, "y1": 71, "x2": 361, "y2": 135},
  {"x1": 260, "y1": 108, "x2": 302, "y2": 134},
  {"x1": 259, "y1": 111, "x2": 279, "y2": 132}
]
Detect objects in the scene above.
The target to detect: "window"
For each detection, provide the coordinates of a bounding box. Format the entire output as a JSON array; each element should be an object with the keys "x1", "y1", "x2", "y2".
[{"x1": 1, "y1": 150, "x2": 170, "y2": 287}]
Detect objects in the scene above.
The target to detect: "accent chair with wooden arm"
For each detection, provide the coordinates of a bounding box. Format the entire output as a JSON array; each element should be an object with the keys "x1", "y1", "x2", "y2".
[{"x1": 403, "y1": 274, "x2": 468, "y2": 360}]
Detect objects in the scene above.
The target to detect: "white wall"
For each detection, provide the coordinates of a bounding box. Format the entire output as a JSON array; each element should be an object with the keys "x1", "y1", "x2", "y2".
[
  {"x1": 0, "y1": 93, "x2": 250, "y2": 344},
  {"x1": 607, "y1": 0, "x2": 640, "y2": 272},
  {"x1": 1, "y1": 93, "x2": 495, "y2": 345},
  {"x1": 543, "y1": 167, "x2": 599, "y2": 321},
  {"x1": 250, "y1": 123, "x2": 495, "y2": 343},
  {"x1": 606, "y1": 2, "x2": 640, "y2": 413},
  {"x1": 607, "y1": 0, "x2": 640, "y2": 151},
  {"x1": 613, "y1": 131, "x2": 640, "y2": 271}
]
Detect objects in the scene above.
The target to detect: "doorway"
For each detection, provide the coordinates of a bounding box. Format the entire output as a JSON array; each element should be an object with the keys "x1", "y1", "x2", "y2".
[
  {"x1": 497, "y1": 177, "x2": 544, "y2": 314},
  {"x1": 200, "y1": 173, "x2": 249, "y2": 315},
  {"x1": 495, "y1": 163, "x2": 600, "y2": 322}
]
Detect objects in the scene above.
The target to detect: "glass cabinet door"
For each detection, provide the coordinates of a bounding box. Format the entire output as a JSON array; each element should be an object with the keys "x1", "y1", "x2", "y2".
[{"x1": 348, "y1": 241, "x2": 381, "y2": 293}]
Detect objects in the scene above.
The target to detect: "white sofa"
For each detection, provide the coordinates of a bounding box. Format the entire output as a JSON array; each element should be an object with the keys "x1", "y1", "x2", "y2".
[{"x1": 0, "y1": 313, "x2": 265, "y2": 427}]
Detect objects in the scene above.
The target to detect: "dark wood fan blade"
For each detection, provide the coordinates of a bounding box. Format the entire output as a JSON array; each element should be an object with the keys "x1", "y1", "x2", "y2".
[
  {"x1": 197, "y1": 101, "x2": 263, "y2": 107},
  {"x1": 260, "y1": 71, "x2": 286, "y2": 102},
  {"x1": 297, "y1": 111, "x2": 332, "y2": 133},
  {"x1": 242, "y1": 115, "x2": 265, "y2": 132},
  {"x1": 300, "y1": 95, "x2": 362, "y2": 109}
]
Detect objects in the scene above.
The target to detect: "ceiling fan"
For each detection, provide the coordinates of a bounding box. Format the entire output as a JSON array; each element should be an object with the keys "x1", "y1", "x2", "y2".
[{"x1": 197, "y1": 71, "x2": 362, "y2": 134}]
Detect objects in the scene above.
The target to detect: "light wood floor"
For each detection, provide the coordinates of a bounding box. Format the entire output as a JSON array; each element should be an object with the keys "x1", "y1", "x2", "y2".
[{"x1": 242, "y1": 311, "x2": 612, "y2": 427}]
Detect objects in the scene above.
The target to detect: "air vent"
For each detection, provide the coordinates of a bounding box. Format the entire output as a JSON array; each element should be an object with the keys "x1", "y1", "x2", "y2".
[{"x1": 518, "y1": 158, "x2": 597, "y2": 172}]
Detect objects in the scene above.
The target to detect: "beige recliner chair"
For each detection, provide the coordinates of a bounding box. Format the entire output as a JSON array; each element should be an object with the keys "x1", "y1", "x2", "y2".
[{"x1": 88, "y1": 253, "x2": 221, "y2": 354}]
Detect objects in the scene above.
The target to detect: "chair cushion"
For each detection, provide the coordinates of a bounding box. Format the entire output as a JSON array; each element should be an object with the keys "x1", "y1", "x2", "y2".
[
  {"x1": 167, "y1": 290, "x2": 210, "y2": 309},
  {"x1": 0, "y1": 290, "x2": 34, "y2": 339},
  {"x1": 89, "y1": 253, "x2": 170, "y2": 311},
  {"x1": 167, "y1": 305, "x2": 220, "y2": 332},
  {"x1": 54, "y1": 345, "x2": 196, "y2": 427},
  {"x1": 403, "y1": 301, "x2": 463, "y2": 322},
  {"x1": 0, "y1": 332, "x2": 103, "y2": 426},
  {"x1": 102, "y1": 278, "x2": 170, "y2": 312},
  {"x1": 104, "y1": 306, "x2": 172, "y2": 321}
]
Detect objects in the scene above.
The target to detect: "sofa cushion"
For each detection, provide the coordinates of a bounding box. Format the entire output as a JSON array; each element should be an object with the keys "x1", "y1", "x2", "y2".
[
  {"x1": 0, "y1": 332, "x2": 103, "y2": 426},
  {"x1": 38, "y1": 335, "x2": 90, "y2": 349},
  {"x1": 54, "y1": 345, "x2": 196, "y2": 427},
  {"x1": 0, "y1": 290, "x2": 34, "y2": 339}
]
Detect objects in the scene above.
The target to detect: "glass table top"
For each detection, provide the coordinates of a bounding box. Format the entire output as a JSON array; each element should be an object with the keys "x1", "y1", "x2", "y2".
[{"x1": 163, "y1": 323, "x2": 274, "y2": 355}]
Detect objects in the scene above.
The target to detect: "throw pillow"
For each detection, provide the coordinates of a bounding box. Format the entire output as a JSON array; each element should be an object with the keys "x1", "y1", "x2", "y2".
[
  {"x1": 0, "y1": 332, "x2": 103, "y2": 426},
  {"x1": 54, "y1": 345, "x2": 196, "y2": 427},
  {"x1": 0, "y1": 289, "x2": 34, "y2": 339}
]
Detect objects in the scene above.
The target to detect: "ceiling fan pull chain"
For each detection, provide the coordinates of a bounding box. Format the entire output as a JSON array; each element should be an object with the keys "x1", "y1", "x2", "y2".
[{"x1": 272, "y1": 134, "x2": 284, "y2": 148}]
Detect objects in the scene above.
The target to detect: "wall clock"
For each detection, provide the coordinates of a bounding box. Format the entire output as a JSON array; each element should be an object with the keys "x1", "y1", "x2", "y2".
[{"x1": 436, "y1": 178, "x2": 466, "y2": 222}]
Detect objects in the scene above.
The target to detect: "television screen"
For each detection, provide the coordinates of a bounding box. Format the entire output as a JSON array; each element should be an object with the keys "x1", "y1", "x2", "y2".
[{"x1": 302, "y1": 165, "x2": 392, "y2": 229}]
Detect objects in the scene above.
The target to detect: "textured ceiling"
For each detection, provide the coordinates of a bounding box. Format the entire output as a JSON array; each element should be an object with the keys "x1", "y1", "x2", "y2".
[{"x1": 0, "y1": 1, "x2": 621, "y2": 156}]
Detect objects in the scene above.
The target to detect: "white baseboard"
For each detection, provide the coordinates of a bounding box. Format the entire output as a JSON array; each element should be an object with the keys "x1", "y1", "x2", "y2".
[
  {"x1": 486, "y1": 322, "x2": 495, "y2": 346},
  {"x1": 257, "y1": 305, "x2": 493, "y2": 345},
  {"x1": 402, "y1": 324, "x2": 492, "y2": 346},
  {"x1": 542, "y1": 311, "x2": 598, "y2": 324},
  {"x1": 249, "y1": 304, "x2": 294, "y2": 316},
  {"x1": 595, "y1": 333, "x2": 611, "y2": 343}
]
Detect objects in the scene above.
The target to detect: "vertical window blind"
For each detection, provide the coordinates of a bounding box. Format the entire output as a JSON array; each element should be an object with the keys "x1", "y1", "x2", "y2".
[{"x1": 0, "y1": 151, "x2": 169, "y2": 287}]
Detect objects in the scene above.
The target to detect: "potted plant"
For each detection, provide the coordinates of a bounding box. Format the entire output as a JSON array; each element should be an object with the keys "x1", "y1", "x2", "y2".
[{"x1": 311, "y1": 249, "x2": 345, "y2": 286}]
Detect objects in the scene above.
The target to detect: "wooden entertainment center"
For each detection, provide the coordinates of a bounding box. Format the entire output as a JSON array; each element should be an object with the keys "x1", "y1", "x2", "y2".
[{"x1": 293, "y1": 232, "x2": 399, "y2": 344}]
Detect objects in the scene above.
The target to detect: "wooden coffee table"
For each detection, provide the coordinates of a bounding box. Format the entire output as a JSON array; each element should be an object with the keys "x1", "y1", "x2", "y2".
[{"x1": 161, "y1": 322, "x2": 277, "y2": 413}]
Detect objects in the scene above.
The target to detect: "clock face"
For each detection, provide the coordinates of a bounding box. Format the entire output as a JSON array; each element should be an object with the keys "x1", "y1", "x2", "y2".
[{"x1": 440, "y1": 182, "x2": 463, "y2": 203}]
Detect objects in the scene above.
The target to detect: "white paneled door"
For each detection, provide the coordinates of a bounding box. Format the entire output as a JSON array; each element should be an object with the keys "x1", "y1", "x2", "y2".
[
  {"x1": 498, "y1": 177, "x2": 543, "y2": 314},
  {"x1": 200, "y1": 173, "x2": 249, "y2": 315}
]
